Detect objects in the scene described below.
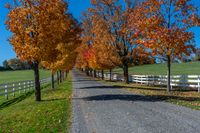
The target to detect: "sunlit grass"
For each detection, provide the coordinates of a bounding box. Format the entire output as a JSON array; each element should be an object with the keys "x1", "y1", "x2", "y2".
[
  {"x1": 111, "y1": 62, "x2": 200, "y2": 75},
  {"x1": 0, "y1": 69, "x2": 51, "y2": 84},
  {"x1": 0, "y1": 73, "x2": 72, "y2": 133}
]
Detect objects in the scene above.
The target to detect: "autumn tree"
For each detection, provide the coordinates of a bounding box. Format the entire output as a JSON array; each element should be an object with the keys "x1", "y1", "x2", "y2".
[
  {"x1": 78, "y1": 12, "x2": 120, "y2": 79},
  {"x1": 2, "y1": 60, "x2": 11, "y2": 70},
  {"x1": 41, "y1": 12, "x2": 81, "y2": 88},
  {"x1": 6, "y1": 0, "x2": 71, "y2": 101},
  {"x1": 129, "y1": 0, "x2": 200, "y2": 91},
  {"x1": 80, "y1": 0, "x2": 146, "y2": 83}
]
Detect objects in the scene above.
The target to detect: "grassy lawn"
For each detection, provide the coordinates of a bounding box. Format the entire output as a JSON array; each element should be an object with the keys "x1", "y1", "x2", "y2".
[
  {"x1": 0, "y1": 74, "x2": 72, "y2": 133},
  {"x1": 103, "y1": 80, "x2": 200, "y2": 110},
  {"x1": 111, "y1": 61, "x2": 200, "y2": 75},
  {"x1": 0, "y1": 69, "x2": 50, "y2": 84}
]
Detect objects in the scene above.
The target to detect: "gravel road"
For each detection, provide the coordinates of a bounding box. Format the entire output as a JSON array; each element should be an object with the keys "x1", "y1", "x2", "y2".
[{"x1": 71, "y1": 69, "x2": 200, "y2": 133}]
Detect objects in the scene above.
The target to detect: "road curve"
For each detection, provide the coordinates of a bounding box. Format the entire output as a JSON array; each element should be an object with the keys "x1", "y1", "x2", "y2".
[{"x1": 71, "y1": 69, "x2": 200, "y2": 133}]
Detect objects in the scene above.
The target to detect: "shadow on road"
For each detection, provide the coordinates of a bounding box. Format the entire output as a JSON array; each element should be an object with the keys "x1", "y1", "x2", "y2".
[
  {"x1": 79, "y1": 93, "x2": 200, "y2": 103},
  {"x1": 82, "y1": 94, "x2": 156, "y2": 102},
  {"x1": 78, "y1": 85, "x2": 122, "y2": 89},
  {"x1": 74, "y1": 79, "x2": 99, "y2": 82},
  {"x1": 75, "y1": 85, "x2": 200, "y2": 103}
]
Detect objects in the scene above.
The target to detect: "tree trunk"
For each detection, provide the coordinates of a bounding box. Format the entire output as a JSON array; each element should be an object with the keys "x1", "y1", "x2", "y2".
[
  {"x1": 167, "y1": 55, "x2": 171, "y2": 92},
  {"x1": 89, "y1": 69, "x2": 92, "y2": 76},
  {"x1": 86, "y1": 68, "x2": 89, "y2": 76},
  {"x1": 94, "y1": 70, "x2": 97, "y2": 78},
  {"x1": 33, "y1": 62, "x2": 41, "y2": 101},
  {"x1": 65, "y1": 71, "x2": 68, "y2": 78},
  {"x1": 91, "y1": 69, "x2": 93, "y2": 77},
  {"x1": 97, "y1": 71, "x2": 99, "y2": 78},
  {"x1": 51, "y1": 72, "x2": 55, "y2": 89},
  {"x1": 62, "y1": 72, "x2": 64, "y2": 81},
  {"x1": 57, "y1": 71, "x2": 59, "y2": 85},
  {"x1": 101, "y1": 70, "x2": 104, "y2": 80},
  {"x1": 59, "y1": 70, "x2": 62, "y2": 83},
  {"x1": 123, "y1": 63, "x2": 129, "y2": 84},
  {"x1": 109, "y1": 69, "x2": 112, "y2": 81}
]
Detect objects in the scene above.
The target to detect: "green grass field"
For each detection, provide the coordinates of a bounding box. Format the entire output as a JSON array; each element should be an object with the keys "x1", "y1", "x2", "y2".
[
  {"x1": 112, "y1": 62, "x2": 200, "y2": 75},
  {"x1": 0, "y1": 69, "x2": 50, "y2": 84},
  {"x1": 0, "y1": 74, "x2": 72, "y2": 133}
]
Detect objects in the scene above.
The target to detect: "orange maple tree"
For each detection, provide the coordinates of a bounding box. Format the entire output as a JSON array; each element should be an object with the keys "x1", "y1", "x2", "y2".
[
  {"x1": 42, "y1": 14, "x2": 81, "y2": 88},
  {"x1": 6, "y1": 0, "x2": 73, "y2": 101},
  {"x1": 129, "y1": 0, "x2": 200, "y2": 91}
]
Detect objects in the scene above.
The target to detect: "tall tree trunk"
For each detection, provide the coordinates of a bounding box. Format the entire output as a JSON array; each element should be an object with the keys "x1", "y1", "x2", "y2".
[
  {"x1": 97, "y1": 71, "x2": 99, "y2": 78},
  {"x1": 123, "y1": 63, "x2": 129, "y2": 84},
  {"x1": 94, "y1": 70, "x2": 97, "y2": 78},
  {"x1": 101, "y1": 70, "x2": 104, "y2": 80},
  {"x1": 91, "y1": 69, "x2": 93, "y2": 77},
  {"x1": 51, "y1": 72, "x2": 55, "y2": 89},
  {"x1": 89, "y1": 69, "x2": 91, "y2": 76},
  {"x1": 65, "y1": 71, "x2": 68, "y2": 78},
  {"x1": 86, "y1": 68, "x2": 89, "y2": 76},
  {"x1": 57, "y1": 71, "x2": 59, "y2": 85},
  {"x1": 167, "y1": 55, "x2": 171, "y2": 92},
  {"x1": 59, "y1": 70, "x2": 62, "y2": 83},
  {"x1": 33, "y1": 62, "x2": 41, "y2": 101},
  {"x1": 109, "y1": 69, "x2": 112, "y2": 81},
  {"x1": 62, "y1": 72, "x2": 64, "y2": 81}
]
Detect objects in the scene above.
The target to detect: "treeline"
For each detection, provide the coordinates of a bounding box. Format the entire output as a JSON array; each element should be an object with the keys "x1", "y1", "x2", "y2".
[
  {"x1": 1, "y1": 58, "x2": 32, "y2": 71},
  {"x1": 4, "y1": 0, "x2": 200, "y2": 102},
  {"x1": 75, "y1": 0, "x2": 200, "y2": 92}
]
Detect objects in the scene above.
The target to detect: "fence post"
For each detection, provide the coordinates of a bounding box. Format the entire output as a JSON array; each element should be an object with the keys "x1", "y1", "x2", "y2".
[
  {"x1": 13, "y1": 83, "x2": 15, "y2": 97},
  {"x1": 32, "y1": 81, "x2": 35, "y2": 89},
  {"x1": 19, "y1": 82, "x2": 21, "y2": 94},
  {"x1": 198, "y1": 76, "x2": 200, "y2": 92},
  {"x1": 24, "y1": 82, "x2": 26, "y2": 94},
  {"x1": 153, "y1": 76, "x2": 155, "y2": 85},
  {"x1": 28, "y1": 81, "x2": 30, "y2": 92},
  {"x1": 5, "y1": 84, "x2": 8, "y2": 100}
]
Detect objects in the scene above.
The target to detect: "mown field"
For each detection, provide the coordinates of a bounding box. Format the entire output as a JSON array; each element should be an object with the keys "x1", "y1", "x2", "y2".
[
  {"x1": 112, "y1": 62, "x2": 200, "y2": 75},
  {"x1": 0, "y1": 69, "x2": 50, "y2": 84},
  {"x1": 0, "y1": 73, "x2": 72, "y2": 133}
]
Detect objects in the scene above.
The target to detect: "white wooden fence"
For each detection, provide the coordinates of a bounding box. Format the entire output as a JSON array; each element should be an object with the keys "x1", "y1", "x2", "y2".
[
  {"x1": 96, "y1": 73, "x2": 200, "y2": 92},
  {"x1": 0, "y1": 77, "x2": 51, "y2": 100}
]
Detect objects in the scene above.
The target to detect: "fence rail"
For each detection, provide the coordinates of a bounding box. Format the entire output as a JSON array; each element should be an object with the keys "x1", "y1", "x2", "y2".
[
  {"x1": 0, "y1": 77, "x2": 51, "y2": 100},
  {"x1": 96, "y1": 73, "x2": 200, "y2": 92}
]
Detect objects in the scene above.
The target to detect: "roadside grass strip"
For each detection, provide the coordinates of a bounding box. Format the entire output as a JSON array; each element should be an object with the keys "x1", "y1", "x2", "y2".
[{"x1": 0, "y1": 74, "x2": 72, "y2": 133}]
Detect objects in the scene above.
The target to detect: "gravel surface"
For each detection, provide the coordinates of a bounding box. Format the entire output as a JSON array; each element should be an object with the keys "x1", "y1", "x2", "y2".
[{"x1": 71, "y1": 70, "x2": 200, "y2": 133}]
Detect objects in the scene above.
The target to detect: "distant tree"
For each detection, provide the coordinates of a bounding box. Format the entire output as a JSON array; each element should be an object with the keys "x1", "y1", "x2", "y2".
[
  {"x1": 2, "y1": 60, "x2": 11, "y2": 70},
  {"x1": 195, "y1": 48, "x2": 200, "y2": 61},
  {"x1": 8, "y1": 58, "x2": 22, "y2": 70},
  {"x1": 23, "y1": 61, "x2": 32, "y2": 69},
  {"x1": 6, "y1": 58, "x2": 32, "y2": 70}
]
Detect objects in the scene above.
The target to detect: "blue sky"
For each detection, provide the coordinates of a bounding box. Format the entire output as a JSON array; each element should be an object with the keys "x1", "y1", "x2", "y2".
[{"x1": 0, "y1": 0, "x2": 199, "y2": 65}]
